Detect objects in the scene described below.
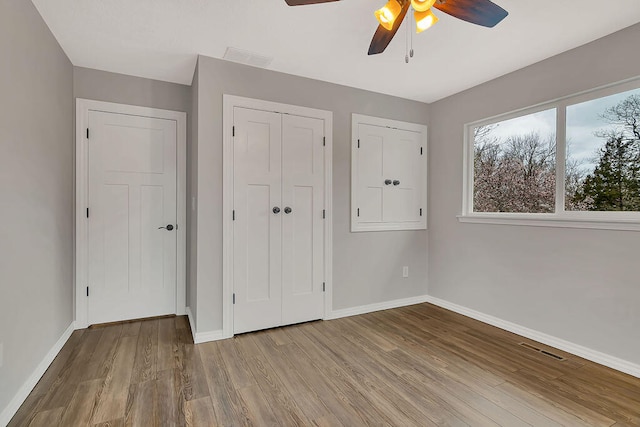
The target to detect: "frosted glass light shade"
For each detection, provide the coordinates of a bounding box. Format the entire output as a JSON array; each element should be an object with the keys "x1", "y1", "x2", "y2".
[
  {"x1": 411, "y1": 0, "x2": 436, "y2": 13},
  {"x1": 415, "y1": 9, "x2": 439, "y2": 33},
  {"x1": 375, "y1": 0, "x2": 403, "y2": 31}
]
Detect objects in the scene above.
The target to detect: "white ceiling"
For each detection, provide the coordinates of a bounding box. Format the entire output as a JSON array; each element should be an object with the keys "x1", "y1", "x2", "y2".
[{"x1": 32, "y1": 0, "x2": 640, "y2": 103}]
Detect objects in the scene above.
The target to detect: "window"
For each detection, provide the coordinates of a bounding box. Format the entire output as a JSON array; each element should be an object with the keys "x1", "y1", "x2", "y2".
[
  {"x1": 566, "y1": 87, "x2": 640, "y2": 212},
  {"x1": 462, "y1": 78, "x2": 640, "y2": 230},
  {"x1": 473, "y1": 109, "x2": 556, "y2": 213}
]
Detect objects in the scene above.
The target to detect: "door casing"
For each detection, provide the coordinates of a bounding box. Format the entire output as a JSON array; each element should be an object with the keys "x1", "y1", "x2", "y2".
[
  {"x1": 223, "y1": 95, "x2": 333, "y2": 339},
  {"x1": 75, "y1": 99, "x2": 187, "y2": 329}
]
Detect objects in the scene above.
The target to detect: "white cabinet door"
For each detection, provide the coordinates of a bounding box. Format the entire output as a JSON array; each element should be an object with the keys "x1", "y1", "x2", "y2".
[
  {"x1": 233, "y1": 107, "x2": 283, "y2": 334},
  {"x1": 281, "y1": 114, "x2": 325, "y2": 325},
  {"x1": 87, "y1": 111, "x2": 177, "y2": 325},
  {"x1": 356, "y1": 124, "x2": 385, "y2": 223},
  {"x1": 233, "y1": 109, "x2": 325, "y2": 334},
  {"x1": 352, "y1": 115, "x2": 427, "y2": 232},
  {"x1": 383, "y1": 128, "x2": 423, "y2": 224}
]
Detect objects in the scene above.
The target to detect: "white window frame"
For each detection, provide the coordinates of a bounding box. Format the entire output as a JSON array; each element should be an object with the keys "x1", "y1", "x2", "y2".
[{"x1": 460, "y1": 76, "x2": 640, "y2": 231}]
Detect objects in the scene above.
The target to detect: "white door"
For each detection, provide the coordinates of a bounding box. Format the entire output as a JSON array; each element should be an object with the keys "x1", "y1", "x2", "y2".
[
  {"x1": 233, "y1": 108, "x2": 325, "y2": 334},
  {"x1": 281, "y1": 114, "x2": 325, "y2": 325},
  {"x1": 87, "y1": 111, "x2": 177, "y2": 325},
  {"x1": 233, "y1": 108, "x2": 283, "y2": 334}
]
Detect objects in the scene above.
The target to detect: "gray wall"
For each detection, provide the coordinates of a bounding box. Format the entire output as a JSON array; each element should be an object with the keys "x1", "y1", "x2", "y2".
[
  {"x1": 73, "y1": 67, "x2": 191, "y2": 113},
  {"x1": 0, "y1": 0, "x2": 73, "y2": 417},
  {"x1": 429, "y1": 23, "x2": 640, "y2": 364},
  {"x1": 193, "y1": 56, "x2": 430, "y2": 332}
]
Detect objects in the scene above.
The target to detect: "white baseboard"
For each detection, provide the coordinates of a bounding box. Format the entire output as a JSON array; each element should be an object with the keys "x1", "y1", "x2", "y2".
[
  {"x1": 327, "y1": 294, "x2": 431, "y2": 320},
  {"x1": 193, "y1": 329, "x2": 225, "y2": 344},
  {"x1": 423, "y1": 295, "x2": 640, "y2": 379},
  {"x1": 185, "y1": 307, "x2": 225, "y2": 344},
  {"x1": 0, "y1": 322, "x2": 75, "y2": 426}
]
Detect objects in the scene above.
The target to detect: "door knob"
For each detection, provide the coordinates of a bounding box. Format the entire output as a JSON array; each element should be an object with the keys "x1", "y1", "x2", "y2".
[
  {"x1": 384, "y1": 179, "x2": 392, "y2": 185},
  {"x1": 284, "y1": 207, "x2": 292, "y2": 214},
  {"x1": 158, "y1": 224, "x2": 174, "y2": 231},
  {"x1": 393, "y1": 180, "x2": 400, "y2": 186},
  {"x1": 273, "y1": 206, "x2": 281, "y2": 214}
]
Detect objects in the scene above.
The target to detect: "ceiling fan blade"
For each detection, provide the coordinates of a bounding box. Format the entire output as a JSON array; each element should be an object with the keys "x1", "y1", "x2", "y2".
[
  {"x1": 284, "y1": 0, "x2": 339, "y2": 5},
  {"x1": 433, "y1": 0, "x2": 508, "y2": 28},
  {"x1": 368, "y1": 1, "x2": 410, "y2": 55}
]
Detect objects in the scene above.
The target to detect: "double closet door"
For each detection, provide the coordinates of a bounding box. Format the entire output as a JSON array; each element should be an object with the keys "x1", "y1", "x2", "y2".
[{"x1": 233, "y1": 107, "x2": 325, "y2": 334}]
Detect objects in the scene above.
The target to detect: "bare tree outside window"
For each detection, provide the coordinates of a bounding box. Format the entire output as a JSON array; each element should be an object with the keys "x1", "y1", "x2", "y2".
[{"x1": 473, "y1": 109, "x2": 556, "y2": 213}]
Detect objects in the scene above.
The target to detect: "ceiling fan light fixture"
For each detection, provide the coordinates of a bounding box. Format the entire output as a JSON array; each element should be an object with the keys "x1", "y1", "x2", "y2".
[
  {"x1": 410, "y1": 0, "x2": 436, "y2": 13},
  {"x1": 415, "y1": 9, "x2": 438, "y2": 33},
  {"x1": 374, "y1": 0, "x2": 402, "y2": 31}
]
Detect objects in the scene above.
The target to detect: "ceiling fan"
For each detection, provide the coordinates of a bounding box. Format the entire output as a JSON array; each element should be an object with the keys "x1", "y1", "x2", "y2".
[{"x1": 284, "y1": 0, "x2": 508, "y2": 55}]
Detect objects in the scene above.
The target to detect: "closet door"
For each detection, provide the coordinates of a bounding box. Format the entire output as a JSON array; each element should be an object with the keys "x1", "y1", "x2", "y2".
[
  {"x1": 281, "y1": 115, "x2": 325, "y2": 325},
  {"x1": 233, "y1": 107, "x2": 283, "y2": 334}
]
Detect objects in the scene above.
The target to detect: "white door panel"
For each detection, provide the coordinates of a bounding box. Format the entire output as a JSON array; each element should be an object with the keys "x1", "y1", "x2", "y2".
[
  {"x1": 281, "y1": 115, "x2": 324, "y2": 325},
  {"x1": 88, "y1": 111, "x2": 177, "y2": 325},
  {"x1": 233, "y1": 108, "x2": 282, "y2": 334},
  {"x1": 384, "y1": 129, "x2": 421, "y2": 223},
  {"x1": 357, "y1": 125, "x2": 385, "y2": 223}
]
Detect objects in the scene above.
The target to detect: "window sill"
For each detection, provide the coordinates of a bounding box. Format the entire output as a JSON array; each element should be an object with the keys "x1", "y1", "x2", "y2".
[{"x1": 457, "y1": 214, "x2": 640, "y2": 231}]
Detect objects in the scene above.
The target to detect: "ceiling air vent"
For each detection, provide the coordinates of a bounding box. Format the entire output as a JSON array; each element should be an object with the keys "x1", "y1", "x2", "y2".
[{"x1": 223, "y1": 47, "x2": 273, "y2": 68}]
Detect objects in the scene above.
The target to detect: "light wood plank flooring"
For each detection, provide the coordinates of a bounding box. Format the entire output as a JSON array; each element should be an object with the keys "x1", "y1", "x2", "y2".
[{"x1": 9, "y1": 303, "x2": 640, "y2": 426}]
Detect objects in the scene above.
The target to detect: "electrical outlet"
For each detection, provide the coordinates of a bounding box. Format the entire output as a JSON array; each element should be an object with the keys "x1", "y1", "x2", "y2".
[
  {"x1": 402, "y1": 266, "x2": 409, "y2": 278},
  {"x1": 0, "y1": 342, "x2": 3, "y2": 368}
]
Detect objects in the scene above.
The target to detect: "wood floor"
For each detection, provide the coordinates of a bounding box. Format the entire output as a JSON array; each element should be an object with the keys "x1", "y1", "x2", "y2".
[{"x1": 9, "y1": 303, "x2": 640, "y2": 426}]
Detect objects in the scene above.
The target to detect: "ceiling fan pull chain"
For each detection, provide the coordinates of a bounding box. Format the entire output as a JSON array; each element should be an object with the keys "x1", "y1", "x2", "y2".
[
  {"x1": 405, "y1": 13, "x2": 410, "y2": 63},
  {"x1": 410, "y1": 11, "x2": 414, "y2": 58}
]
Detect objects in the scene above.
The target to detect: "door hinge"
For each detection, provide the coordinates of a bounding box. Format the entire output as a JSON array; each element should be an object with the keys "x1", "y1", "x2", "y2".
[
  {"x1": 232, "y1": 210, "x2": 235, "y2": 221},
  {"x1": 357, "y1": 139, "x2": 360, "y2": 148},
  {"x1": 420, "y1": 147, "x2": 423, "y2": 155},
  {"x1": 86, "y1": 208, "x2": 89, "y2": 218},
  {"x1": 86, "y1": 286, "x2": 89, "y2": 297},
  {"x1": 420, "y1": 208, "x2": 423, "y2": 217},
  {"x1": 323, "y1": 136, "x2": 326, "y2": 147},
  {"x1": 322, "y1": 282, "x2": 326, "y2": 292},
  {"x1": 322, "y1": 209, "x2": 326, "y2": 219},
  {"x1": 232, "y1": 126, "x2": 235, "y2": 137},
  {"x1": 233, "y1": 293, "x2": 236, "y2": 304},
  {"x1": 357, "y1": 208, "x2": 360, "y2": 217},
  {"x1": 86, "y1": 128, "x2": 89, "y2": 139}
]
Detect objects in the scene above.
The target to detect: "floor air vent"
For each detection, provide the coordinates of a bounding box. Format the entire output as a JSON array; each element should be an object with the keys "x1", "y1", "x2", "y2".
[
  {"x1": 519, "y1": 342, "x2": 566, "y2": 361},
  {"x1": 540, "y1": 350, "x2": 565, "y2": 360}
]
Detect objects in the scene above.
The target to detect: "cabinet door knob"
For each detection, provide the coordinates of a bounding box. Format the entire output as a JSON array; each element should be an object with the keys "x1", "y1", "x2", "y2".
[
  {"x1": 284, "y1": 207, "x2": 292, "y2": 214},
  {"x1": 393, "y1": 180, "x2": 400, "y2": 186},
  {"x1": 384, "y1": 179, "x2": 392, "y2": 185},
  {"x1": 273, "y1": 206, "x2": 281, "y2": 214}
]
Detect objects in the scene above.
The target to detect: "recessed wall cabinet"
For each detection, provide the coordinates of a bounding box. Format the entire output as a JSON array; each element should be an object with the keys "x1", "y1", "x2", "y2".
[{"x1": 351, "y1": 114, "x2": 427, "y2": 232}]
